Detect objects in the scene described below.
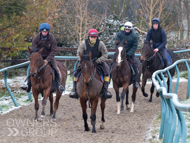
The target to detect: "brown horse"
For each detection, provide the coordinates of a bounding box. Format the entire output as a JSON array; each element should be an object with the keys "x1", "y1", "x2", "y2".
[
  {"x1": 140, "y1": 41, "x2": 176, "y2": 102},
  {"x1": 28, "y1": 47, "x2": 67, "y2": 120},
  {"x1": 77, "y1": 52, "x2": 106, "y2": 133},
  {"x1": 111, "y1": 40, "x2": 142, "y2": 114}
]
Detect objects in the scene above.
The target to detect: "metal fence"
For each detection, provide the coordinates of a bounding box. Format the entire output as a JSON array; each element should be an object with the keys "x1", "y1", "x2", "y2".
[{"x1": 152, "y1": 59, "x2": 190, "y2": 143}]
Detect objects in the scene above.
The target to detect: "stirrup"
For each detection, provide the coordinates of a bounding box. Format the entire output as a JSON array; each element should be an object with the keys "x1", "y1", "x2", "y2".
[
  {"x1": 69, "y1": 91, "x2": 79, "y2": 99},
  {"x1": 102, "y1": 90, "x2": 112, "y2": 99}
]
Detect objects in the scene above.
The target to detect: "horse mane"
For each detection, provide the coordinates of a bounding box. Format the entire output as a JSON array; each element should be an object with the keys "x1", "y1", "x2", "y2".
[
  {"x1": 81, "y1": 54, "x2": 90, "y2": 61},
  {"x1": 30, "y1": 44, "x2": 42, "y2": 54}
]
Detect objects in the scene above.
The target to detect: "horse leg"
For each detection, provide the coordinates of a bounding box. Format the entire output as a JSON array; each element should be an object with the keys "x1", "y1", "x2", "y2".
[
  {"x1": 125, "y1": 89, "x2": 130, "y2": 110},
  {"x1": 40, "y1": 89, "x2": 50, "y2": 121},
  {"x1": 33, "y1": 89, "x2": 39, "y2": 121},
  {"x1": 49, "y1": 93, "x2": 53, "y2": 116},
  {"x1": 141, "y1": 75, "x2": 148, "y2": 97},
  {"x1": 113, "y1": 83, "x2": 120, "y2": 114},
  {"x1": 91, "y1": 96, "x2": 99, "y2": 133},
  {"x1": 130, "y1": 85, "x2": 137, "y2": 113},
  {"x1": 80, "y1": 98, "x2": 90, "y2": 131},
  {"x1": 149, "y1": 83, "x2": 155, "y2": 102},
  {"x1": 52, "y1": 92, "x2": 62, "y2": 119},
  {"x1": 120, "y1": 89, "x2": 125, "y2": 113},
  {"x1": 100, "y1": 96, "x2": 106, "y2": 130}
]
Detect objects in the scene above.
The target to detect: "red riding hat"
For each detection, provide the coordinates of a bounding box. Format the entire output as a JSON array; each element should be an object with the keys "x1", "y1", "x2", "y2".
[{"x1": 88, "y1": 29, "x2": 98, "y2": 37}]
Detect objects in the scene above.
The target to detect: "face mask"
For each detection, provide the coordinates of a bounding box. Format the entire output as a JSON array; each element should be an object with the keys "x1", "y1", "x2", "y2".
[{"x1": 90, "y1": 39, "x2": 96, "y2": 44}]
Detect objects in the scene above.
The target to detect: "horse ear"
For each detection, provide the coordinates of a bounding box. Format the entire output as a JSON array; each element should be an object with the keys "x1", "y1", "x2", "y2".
[
  {"x1": 89, "y1": 52, "x2": 92, "y2": 60},
  {"x1": 28, "y1": 46, "x2": 32, "y2": 54},
  {"x1": 115, "y1": 40, "x2": 119, "y2": 45},
  {"x1": 124, "y1": 41, "x2": 127, "y2": 45},
  {"x1": 38, "y1": 48, "x2": 43, "y2": 54},
  {"x1": 79, "y1": 52, "x2": 82, "y2": 61}
]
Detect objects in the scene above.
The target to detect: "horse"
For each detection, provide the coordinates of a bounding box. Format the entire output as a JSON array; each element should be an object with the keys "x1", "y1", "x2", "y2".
[
  {"x1": 140, "y1": 41, "x2": 176, "y2": 102},
  {"x1": 77, "y1": 52, "x2": 106, "y2": 133},
  {"x1": 111, "y1": 40, "x2": 142, "y2": 114},
  {"x1": 28, "y1": 47, "x2": 67, "y2": 120}
]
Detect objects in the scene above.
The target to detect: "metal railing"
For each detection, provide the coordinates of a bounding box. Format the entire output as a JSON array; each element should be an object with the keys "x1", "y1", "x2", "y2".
[{"x1": 152, "y1": 59, "x2": 190, "y2": 143}]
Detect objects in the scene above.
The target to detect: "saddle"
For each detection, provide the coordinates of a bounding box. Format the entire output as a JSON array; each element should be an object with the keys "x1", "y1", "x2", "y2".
[{"x1": 157, "y1": 52, "x2": 173, "y2": 68}]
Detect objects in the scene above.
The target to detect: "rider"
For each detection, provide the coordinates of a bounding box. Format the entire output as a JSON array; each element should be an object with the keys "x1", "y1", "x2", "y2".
[
  {"x1": 69, "y1": 29, "x2": 112, "y2": 99},
  {"x1": 111, "y1": 21, "x2": 139, "y2": 88},
  {"x1": 20, "y1": 23, "x2": 64, "y2": 92},
  {"x1": 146, "y1": 18, "x2": 168, "y2": 69}
]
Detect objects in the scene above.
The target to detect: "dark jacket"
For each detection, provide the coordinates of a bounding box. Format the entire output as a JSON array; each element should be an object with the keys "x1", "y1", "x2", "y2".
[
  {"x1": 146, "y1": 27, "x2": 167, "y2": 50},
  {"x1": 115, "y1": 29, "x2": 138, "y2": 57},
  {"x1": 31, "y1": 32, "x2": 57, "y2": 63}
]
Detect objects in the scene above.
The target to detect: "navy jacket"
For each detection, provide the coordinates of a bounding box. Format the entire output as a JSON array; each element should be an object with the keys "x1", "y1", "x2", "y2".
[{"x1": 146, "y1": 27, "x2": 167, "y2": 50}]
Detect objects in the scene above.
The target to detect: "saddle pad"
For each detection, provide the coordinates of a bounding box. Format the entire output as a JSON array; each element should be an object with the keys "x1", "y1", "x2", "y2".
[{"x1": 167, "y1": 53, "x2": 172, "y2": 66}]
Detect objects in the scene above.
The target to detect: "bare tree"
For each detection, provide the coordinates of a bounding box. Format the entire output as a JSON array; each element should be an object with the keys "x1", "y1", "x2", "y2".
[{"x1": 58, "y1": 0, "x2": 107, "y2": 45}]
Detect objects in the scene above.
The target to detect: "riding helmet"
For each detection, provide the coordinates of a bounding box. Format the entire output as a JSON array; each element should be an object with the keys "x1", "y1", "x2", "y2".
[
  {"x1": 88, "y1": 29, "x2": 98, "y2": 37},
  {"x1": 39, "y1": 23, "x2": 51, "y2": 31}
]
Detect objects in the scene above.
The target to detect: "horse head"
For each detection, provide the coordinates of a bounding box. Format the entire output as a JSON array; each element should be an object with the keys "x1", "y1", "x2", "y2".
[
  {"x1": 79, "y1": 52, "x2": 95, "y2": 84},
  {"x1": 140, "y1": 41, "x2": 154, "y2": 61},
  {"x1": 115, "y1": 40, "x2": 127, "y2": 65},
  {"x1": 28, "y1": 46, "x2": 44, "y2": 77}
]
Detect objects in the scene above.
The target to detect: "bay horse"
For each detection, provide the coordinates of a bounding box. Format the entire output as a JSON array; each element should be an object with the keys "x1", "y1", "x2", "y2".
[
  {"x1": 77, "y1": 52, "x2": 106, "y2": 133},
  {"x1": 140, "y1": 41, "x2": 176, "y2": 102},
  {"x1": 28, "y1": 47, "x2": 67, "y2": 120},
  {"x1": 111, "y1": 40, "x2": 142, "y2": 114}
]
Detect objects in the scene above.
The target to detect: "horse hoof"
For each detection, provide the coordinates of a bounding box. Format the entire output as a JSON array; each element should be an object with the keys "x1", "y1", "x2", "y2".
[
  {"x1": 100, "y1": 125, "x2": 105, "y2": 130},
  {"x1": 121, "y1": 110, "x2": 125, "y2": 114},
  {"x1": 39, "y1": 115, "x2": 45, "y2": 121},
  {"x1": 85, "y1": 127, "x2": 90, "y2": 131},
  {"x1": 149, "y1": 99, "x2": 152, "y2": 102},
  {"x1": 156, "y1": 92, "x2": 160, "y2": 97},
  {"x1": 92, "y1": 130, "x2": 96, "y2": 133},
  {"x1": 144, "y1": 93, "x2": 148, "y2": 97},
  {"x1": 126, "y1": 105, "x2": 130, "y2": 110},
  {"x1": 130, "y1": 110, "x2": 134, "y2": 113},
  {"x1": 117, "y1": 110, "x2": 120, "y2": 114}
]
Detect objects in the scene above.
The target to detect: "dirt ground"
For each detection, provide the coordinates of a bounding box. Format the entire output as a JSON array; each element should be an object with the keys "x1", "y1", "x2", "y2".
[{"x1": 0, "y1": 82, "x2": 187, "y2": 143}]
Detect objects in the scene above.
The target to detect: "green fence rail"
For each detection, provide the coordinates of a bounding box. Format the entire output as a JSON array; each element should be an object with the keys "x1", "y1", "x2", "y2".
[{"x1": 152, "y1": 59, "x2": 190, "y2": 143}]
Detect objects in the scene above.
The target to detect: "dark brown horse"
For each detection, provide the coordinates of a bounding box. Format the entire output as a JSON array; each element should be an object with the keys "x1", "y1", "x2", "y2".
[
  {"x1": 77, "y1": 52, "x2": 106, "y2": 133},
  {"x1": 28, "y1": 47, "x2": 67, "y2": 120},
  {"x1": 140, "y1": 41, "x2": 176, "y2": 102},
  {"x1": 111, "y1": 41, "x2": 142, "y2": 114}
]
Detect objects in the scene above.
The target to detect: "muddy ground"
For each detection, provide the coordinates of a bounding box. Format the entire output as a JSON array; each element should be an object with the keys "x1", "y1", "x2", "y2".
[{"x1": 0, "y1": 82, "x2": 187, "y2": 143}]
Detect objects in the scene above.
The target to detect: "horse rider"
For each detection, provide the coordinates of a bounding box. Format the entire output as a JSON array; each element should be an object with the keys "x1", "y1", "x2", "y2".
[
  {"x1": 69, "y1": 29, "x2": 112, "y2": 99},
  {"x1": 21, "y1": 23, "x2": 64, "y2": 92},
  {"x1": 111, "y1": 21, "x2": 139, "y2": 88},
  {"x1": 146, "y1": 18, "x2": 168, "y2": 69}
]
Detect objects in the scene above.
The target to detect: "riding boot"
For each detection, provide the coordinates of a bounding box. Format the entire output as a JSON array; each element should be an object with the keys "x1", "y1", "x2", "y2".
[
  {"x1": 55, "y1": 71, "x2": 65, "y2": 92},
  {"x1": 133, "y1": 64, "x2": 139, "y2": 88},
  {"x1": 163, "y1": 60, "x2": 169, "y2": 77},
  {"x1": 20, "y1": 78, "x2": 31, "y2": 92},
  {"x1": 102, "y1": 82, "x2": 112, "y2": 99},
  {"x1": 69, "y1": 80, "x2": 79, "y2": 99}
]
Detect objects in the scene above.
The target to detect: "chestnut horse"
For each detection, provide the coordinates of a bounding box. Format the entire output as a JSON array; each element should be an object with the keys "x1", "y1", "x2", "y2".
[
  {"x1": 28, "y1": 47, "x2": 67, "y2": 120},
  {"x1": 111, "y1": 41, "x2": 142, "y2": 114},
  {"x1": 140, "y1": 41, "x2": 176, "y2": 102},
  {"x1": 77, "y1": 52, "x2": 106, "y2": 133}
]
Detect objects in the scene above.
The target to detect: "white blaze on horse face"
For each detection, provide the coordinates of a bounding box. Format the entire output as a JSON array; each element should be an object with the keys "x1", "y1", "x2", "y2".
[
  {"x1": 84, "y1": 63, "x2": 87, "y2": 68},
  {"x1": 118, "y1": 47, "x2": 123, "y2": 64}
]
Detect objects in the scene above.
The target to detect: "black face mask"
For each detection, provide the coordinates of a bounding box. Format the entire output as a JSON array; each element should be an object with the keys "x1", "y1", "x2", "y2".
[{"x1": 40, "y1": 32, "x2": 49, "y2": 41}]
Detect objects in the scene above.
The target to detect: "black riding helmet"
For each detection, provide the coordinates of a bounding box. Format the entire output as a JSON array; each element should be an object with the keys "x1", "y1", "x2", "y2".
[{"x1": 152, "y1": 18, "x2": 160, "y2": 26}]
